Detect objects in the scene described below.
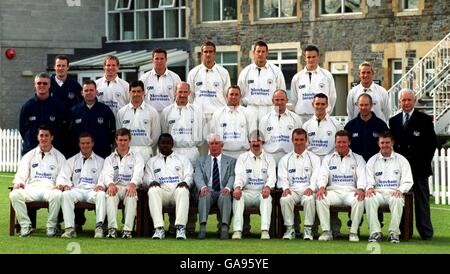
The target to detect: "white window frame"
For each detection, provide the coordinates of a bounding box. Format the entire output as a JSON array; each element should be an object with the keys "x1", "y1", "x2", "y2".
[
  {"x1": 319, "y1": 0, "x2": 362, "y2": 16},
  {"x1": 159, "y1": 0, "x2": 176, "y2": 8},
  {"x1": 115, "y1": 0, "x2": 133, "y2": 10},
  {"x1": 201, "y1": 0, "x2": 237, "y2": 22},
  {"x1": 267, "y1": 49, "x2": 298, "y2": 93},
  {"x1": 258, "y1": 0, "x2": 297, "y2": 19},
  {"x1": 106, "y1": 0, "x2": 186, "y2": 41}
]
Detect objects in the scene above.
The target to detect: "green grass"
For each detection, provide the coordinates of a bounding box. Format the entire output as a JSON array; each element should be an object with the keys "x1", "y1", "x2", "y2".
[{"x1": 1, "y1": 172, "x2": 450, "y2": 254}]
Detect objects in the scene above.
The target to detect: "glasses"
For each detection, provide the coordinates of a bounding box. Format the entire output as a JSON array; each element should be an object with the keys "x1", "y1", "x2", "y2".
[{"x1": 36, "y1": 82, "x2": 49, "y2": 86}]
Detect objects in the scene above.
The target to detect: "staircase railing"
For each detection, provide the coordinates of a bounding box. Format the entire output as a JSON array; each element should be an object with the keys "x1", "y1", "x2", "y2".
[
  {"x1": 431, "y1": 73, "x2": 450, "y2": 121},
  {"x1": 388, "y1": 32, "x2": 450, "y2": 115}
]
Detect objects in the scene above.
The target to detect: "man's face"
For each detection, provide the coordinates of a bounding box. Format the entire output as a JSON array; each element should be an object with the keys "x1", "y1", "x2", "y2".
[
  {"x1": 153, "y1": 52, "x2": 167, "y2": 71},
  {"x1": 115, "y1": 135, "x2": 130, "y2": 151},
  {"x1": 37, "y1": 129, "x2": 53, "y2": 147},
  {"x1": 208, "y1": 138, "x2": 223, "y2": 157},
  {"x1": 201, "y1": 45, "x2": 216, "y2": 65},
  {"x1": 312, "y1": 97, "x2": 328, "y2": 116},
  {"x1": 304, "y1": 50, "x2": 319, "y2": 69},
  {"x1": 129, "y1": 86, "x2": 145, "y2": 105},
  {"x1": 359, "y1": 66, "x2": 374, "y2": 86},
  {"x1": 357, "y1": 96, "x2": 372, "y2": 116},
  {"x1": 79, "y1": 136, "x2": 94, "y2": 156},
  {"x1": 226, "y1": 88, "x2": 241, "y2": 106},
  {"x1": 272, "y1": 91, "x2": 288, "y2": 113},
  {"x1": 34, "y1": 77, "x2": 50, "y2": 99},
  {"x1": 82, "y1": 83, "x2": 97, "y2": 104},
  {"x1": 104, "y1": 59, "x2": 119, "y2": 78},
  {"x1": 175, "y1": 83, "x2": 190, "y2": 105},
  {"x1": 158, "y1": 137, "x2": 174, "y2": 156},
  {"x1": 399, "y1": 91, "x2": 416, "y2": 113},
  {"x1": 378, "y1": 137, "x2": 393, "y2": 157},
  {"x1": 249, "y1": 136, "x2": 263, "y2": 153},
  {"x1": 335, "y1": 135, "x2": 350, "y2": 156},
  {"x1": 292, "y1": 133, "x2": 307, "y2": 151},
  {"x1": 253, "y1": 45, "x2": 268, "y2": 65},
  {"x1": 54, "y1": 58, "x2": 69, "y2": 79}
]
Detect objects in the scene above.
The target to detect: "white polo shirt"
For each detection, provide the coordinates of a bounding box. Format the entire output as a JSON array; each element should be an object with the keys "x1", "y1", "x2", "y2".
[
  {"x1": 291, "y1": 66, "x2": 337, "y2": 115},
  {"x1": 277, "y1": 150, "x2": 321, "y2": 191},
  {"x1": 234, "y1": 150, "x2": 277, "y2": 190},
  {"x1": 317, "y1": 150, "x2": 367, "y2": 191},
  {"x1": 56, "y1": 152, "x2": 104, "y2": 190},
  {"x1": 116, "y1": 102, "x2": 161, "y2": 147},
  {"x1": 366, "y1": 151, "x2": 413, "y2": 193},
  {"x1": 101, "y1": 149, "x2": 144, "y2": 187},
  {"x1": 139, "y1": 68, "x2": 181, "y2": 112},
  {"x1": 187, "y1": 63, "x2": 231, "y2": 115},
  {"x1": 259, "y1": 110, "x2": 302, "y2": 154},
  {"x1": 13, "y1": 146, "x2": 66, "y2": 188},
  {"x1": 144, "y1": 152, "x2": 193, "y2": 188},
  {"x1": 210, "y1": 105, "x2": 257, "y2": 152},
  {"x1": 347, "y1": 82, "x2": 391, "y2": 123},
  {"x1": 95, "y1": 75, "x2": 130, "y2": 116},
  {"x1": 161, "y1": 103, "x2": 203, "y2": 148},
  {"x1": 302, "y1": 114, "x2": 341, "y2": 157},
  {"x1": 238, "y1": 62, "x2": 286, "y2": 107}
]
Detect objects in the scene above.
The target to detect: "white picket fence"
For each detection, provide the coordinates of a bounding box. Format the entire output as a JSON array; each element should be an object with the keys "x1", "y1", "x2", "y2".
[
  {"x1": 0, "y1": 129, "x2": 22, "y2": 172},
  {"x1": 1, "y1": 128, "x2": 450, "y2": 204}
]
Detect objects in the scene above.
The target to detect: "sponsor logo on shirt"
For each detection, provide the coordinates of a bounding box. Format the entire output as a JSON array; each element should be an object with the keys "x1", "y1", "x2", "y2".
[
  {"x1": 246, "y1": 169, "x2": 252, "y2": 173},
  {"x1": 123, "y1": 120, "x2": 130, "y2": 124},
  {"x1": 68, "y1": 92, "x2": 75, "y2": 99},
  {"x1": 329, "y1": 166, "x2": 337, "y2": 170},
  {"x1": 75, "y1": 118, "x2": 82, "y2": 124},
  {"x1": 97, "y1": 117, "x2": 104, "y2": 124},
  {"x1": 49, "y1": 116, "x2": 56, "y2": 122},
  {"x1": 196, "y1": 81, "x2": 203, "y2": 86},
  {"x1": 288, "y1": 169, "x2": 296, "y2": 173},
  {"x1": 375, "y1": 171, "x2": 382, "y2": 176},
  {"x1": 29, "y1": 116, "x2": 36, "y2": 121},
  {"x1": 154, "y1": 168, "x2": 161, "y2": 173},
  {"x1": 298, "y1": 84, "x2": 306, "y2": 90},
  {"x1": 248, "y1": 80, "x2": 254, "y2": 84},
  {"x1": 75, "y1": 169, "x2": 81, "y2": 173},
  {"x1": 32, "y1": 163, "x2": 38, "y2": 168}
]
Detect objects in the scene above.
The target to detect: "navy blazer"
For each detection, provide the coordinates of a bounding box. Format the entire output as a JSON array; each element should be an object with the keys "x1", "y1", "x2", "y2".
[
  {"x1": 389, "y1": 109, "x2": 437, "y2": 177},
  {"x1": 193, "y1": 154, "x2": 237, "y2": 191}
]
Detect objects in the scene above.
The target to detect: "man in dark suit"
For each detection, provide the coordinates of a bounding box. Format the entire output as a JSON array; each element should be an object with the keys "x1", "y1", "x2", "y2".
[
  {"x1": 194, "y1": 134, "x2": 237, "y2": 239},
  {"x1": 389, "y1": 88, "x2": 437, "y2": 240}
]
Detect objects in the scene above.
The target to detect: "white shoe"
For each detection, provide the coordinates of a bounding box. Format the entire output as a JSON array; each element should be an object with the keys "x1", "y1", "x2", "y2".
[
  {"x1": 283, "y1": 228, "x2": 295, "y2": 240},
  {"x1": 232, "y1": 231, "x2": 242, "y2": 240},
  {"x1": 20, "y1": 226, "x2": 33, "y2": 237},
  {"x1": 152, "y1": 227, "x2": 165, "y2": 239},
  {"x1": 61, "y1": 227, "x2": 76, "y2": 238},
  {"x1": 349, "y1": 232, "x2": 359, "y2": 242},
  {"x1": 176, "y1": 226, "x2": 186, "y2": 240},
  {"x1": 47, "y1": 227, "x2": 58, "y2": 237},
  {"x1": 318, "y1": 231, "x2": 333, "y2": 241},
  {"x1": 94, "y1": 227, "x2": 103, "y2": 238},
  {"x1": 261, "y1": 230, "x2": 270, "y2": 240},
  {"x1": 303, "y1": 226, "x2": 313, "y2": 241}
]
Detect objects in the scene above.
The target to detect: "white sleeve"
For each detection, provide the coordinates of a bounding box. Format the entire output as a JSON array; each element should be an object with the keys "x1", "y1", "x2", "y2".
[
  {"x1": 234, "y1": 154, "x2": 247, "y2": 189},
  {"x1": 100, "y1": 156, "x2": 115, "y2": 187},
  {"x1": 398, "y1": 156, "x2": 414, "y2": 193},
  {"x1": 12, "y1": 152, "x2": 32, "y2": 186},
  {"x1": 365, "y1": 156, "x2": 377, "y2": 190},
  {"x1": 237, "y1": 67, "x2": 249, "y2": 106},
  {"x1": 276, "y1": 156, "x2": 289, "y2": 190},
  {"x1": 317, "y1": 155, "x2": 331, "y2": 189},
  {"x1": 182, "y1": 157, "x2": 194, "y2": 187},
  {"x1": 265, "y1": 154, "x2": 277, "y2": 189},
  {"x1": 149, "y1": 107, "x2": 161, "y2": 146},
  {"x1": 346, "y1": 88, "x2": 355, "y2": 120},
  {"x1": 160, "y1": 107, "x2": 169, "y2": 133},
  {"x1": 131, "y1": 154, "x2": 145, "y2": 186},
  {"x1": 309, "y1": 152, "x2": 322, "y2": 192},
  {"x1": 327, "y1": 72, "x2": 337, "y2": 114},
  {"x1": 355, "y1": 155, "x2": 367, "y2": 190},
  {"x1": 56, "y1": 157, "x2": 75, "y2": 187},
  {"x1": 275, "y1": 65, "x2": 286, "y2": 90},
  {"x1": 290, "y1": 73, "x2": 299, "y2": 108},
  {"x1": 143, "y1": 158, "x2": 155, "y2": 185}
]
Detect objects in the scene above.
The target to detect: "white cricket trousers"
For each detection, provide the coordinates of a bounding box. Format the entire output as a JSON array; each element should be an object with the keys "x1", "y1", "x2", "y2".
[
  {"x1": 365, "y1": 192, "x2": 404, "y2": 235},
  {"x1": 316, "y1": 189, "x2": 364, "y2": 234},
  {"x1": 61, "y1": 188, "x2": 106, "y2": 229},
  {"x1": 9, "y1": 185, "x2": 62, "y2": 229},
  {"x1": 148, "y1": 185, "x2": 190, "y2": 228},
  {"x1": 233, "y1": 190, "x2": 272, "y2": 232},
  {"x1": 280, "y1": 189, "x2": 315, "y2": 227},
  {"x1": 106, "y1": 185, "x2": 137, "y2": 231}
]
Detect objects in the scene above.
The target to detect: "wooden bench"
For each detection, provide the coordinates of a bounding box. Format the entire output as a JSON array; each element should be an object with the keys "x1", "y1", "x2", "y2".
[
  {"x1": 138, "y1": 187, "x2": 278, "y2": 237},
  {"x1": 9, "y1": 187, "x2": 144, "y2": 237},
  {"x1": 275, "y1": 191, "x2": 414, "y2": 241}
]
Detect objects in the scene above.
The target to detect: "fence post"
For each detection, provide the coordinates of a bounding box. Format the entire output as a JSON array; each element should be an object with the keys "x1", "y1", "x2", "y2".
[
  {"x1": 440, "y1": 148, "x2": 447, "y2": 205},
  {"x1": 433, "y1": 149, "x2": 440, "y2": 204}
]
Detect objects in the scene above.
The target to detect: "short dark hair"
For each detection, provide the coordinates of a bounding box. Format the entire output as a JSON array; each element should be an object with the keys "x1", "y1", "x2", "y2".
[
  {"x1": 38, "y1": 124, "x2": 53, "y2": 136},
  {"x1": 103, "y1": 55, "x2": 120, "y2": 66},
  {"x1": 152, "y1": 48, "x2": 167, "y2": 59},
  {"x1": 335, "y1": 130, "x2": 351, "y2": 141},
  {"x1": 313, "y1": 93, "x2": 328, "y2": 102},
  {"x1": 227, "y1": 85, "x2": 241, "y2": 95},
  {"x1": 304, "y1": 45, "x2": 320, "y2": 54},
  {"x1": 79, "y1": 131, "x2": 94, "y2": 142},
  {"x1": 129, "y1": 80, "x2": 145, "y2": 91},
  {"x1": 55, "y1": 55, "x2": 70, "y2": 66},
  {"x1": 292, "y1": 128, "x2": 307, "y2": 140},
  {"x1": 201, "y1": 41, "x2": 216, "y2": 52},
  {"x1": 379, "y1": 131, "x2": 394, "y2": 141},
  {"x1": 83, "y1": 79, "x2": 97, "y2": 88},
  {"x1": 357, "y1": 93, "x2": 373, "y2": 105},
  {"x1": 253, "y1": 40, "x2": 268, "y2": 51},
  {"x1": 115, "y1": 128, "x2": 131, "y2": 140},
  {"x1": 158, "y1": 133, "x2": 174, "y2": 145}
]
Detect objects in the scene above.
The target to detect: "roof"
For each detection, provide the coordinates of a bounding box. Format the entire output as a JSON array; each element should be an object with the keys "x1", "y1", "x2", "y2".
[{"x1": 70, "y1": 49, "x2": 189, "y2": 72}]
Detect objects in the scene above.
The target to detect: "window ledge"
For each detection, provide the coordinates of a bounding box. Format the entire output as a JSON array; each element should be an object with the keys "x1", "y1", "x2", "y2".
[
  {"x1": 315, "y1": 13, "x2": 365, "y2": 21},
  {"x1": 394, "y1": 10, "x2": 422, "y2": 16},
  {"x1": 198, "y1": 20, "x2": 238, "y2": 26},
  {"x1": 251, "y1": 17, "x2": 299, "y2": 25}
]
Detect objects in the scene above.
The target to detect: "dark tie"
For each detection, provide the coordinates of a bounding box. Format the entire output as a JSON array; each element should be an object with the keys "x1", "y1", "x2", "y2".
[
  {"x1": 83, "y1": 157, "x2": 87, "y2": 164},
  {"x1": 212, "y1": 157, "x2": 220, "y2": 191},
  {"x1": 257, "y1": 68, "x2": 261, "y2": 76},
  {"x1": 308, "y1": 72, "x2": 312, "y2": 83},
  {"x1": 363, "y1": 88, "x2": 369, "y2": 93},
  {"x1": 106, "y1": 80, "x2": 110, "y2": 87},
  {"x1": 404, "y1": 112, "x2": 410, "y2": 126},
  {"x1": 41, "y1": 152, "x2": 45, "y2": 159}
]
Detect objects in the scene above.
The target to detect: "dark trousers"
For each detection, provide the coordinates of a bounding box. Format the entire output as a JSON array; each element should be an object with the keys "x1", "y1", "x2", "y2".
[{"x1": 412, "y1": 174, "x2": 433, "y2": 239}]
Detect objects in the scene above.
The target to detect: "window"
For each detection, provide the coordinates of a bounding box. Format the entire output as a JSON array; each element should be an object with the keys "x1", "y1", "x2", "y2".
[
  {"x1": 401, "y1": 0, "x2": 418, "y2": 10},
  {"x1": 390, "y1": 59, "x2": 402, "y2": 104},
  {"x1": 258, "y1": 0, "x2": 297, "y2": 19},
  {"x1": 202, "y1": 0, "x2": 237, "y2": 22},
  {"x1": 106, "y1": 0, "x2": 186, "y2": 41},
  {"x1": 216, "y1": 52, "x2": 238, "y2": 85},
  {"x1": 319, "y1": 0, "x2": 361, "y2": 15},
  {"x1": 267, "y1": 50, "x2": 298, "y2": 99}
]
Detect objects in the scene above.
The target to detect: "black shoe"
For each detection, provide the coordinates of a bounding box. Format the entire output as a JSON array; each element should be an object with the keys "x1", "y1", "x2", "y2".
[
  {"x1": 198, "y1": 225, "x2": 206, "y2": 240},
  {"x1": 220, "y1": 224, "x2": 228, "y2": 240}
]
